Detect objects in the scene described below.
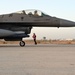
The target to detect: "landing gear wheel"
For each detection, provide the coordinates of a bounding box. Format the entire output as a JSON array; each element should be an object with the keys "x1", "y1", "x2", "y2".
[{"x1": 19, "y1": 41, "x2": 25, "y2": 47}]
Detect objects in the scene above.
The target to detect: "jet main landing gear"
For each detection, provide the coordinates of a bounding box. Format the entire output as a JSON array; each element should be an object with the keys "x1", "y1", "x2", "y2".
[{"x1": 19, "y1": 41, "x2": 25, "y2": 47}]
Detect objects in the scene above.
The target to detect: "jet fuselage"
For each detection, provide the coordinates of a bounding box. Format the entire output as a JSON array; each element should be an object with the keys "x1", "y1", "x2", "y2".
[{"x1": 0, "y1": 9, "x2": 75, "y2": 46}]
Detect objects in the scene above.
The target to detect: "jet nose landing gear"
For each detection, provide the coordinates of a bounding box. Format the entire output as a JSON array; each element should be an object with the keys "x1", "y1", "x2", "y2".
[{"x1": 19, "y1": 41, "x2": 25, "y2": 47}]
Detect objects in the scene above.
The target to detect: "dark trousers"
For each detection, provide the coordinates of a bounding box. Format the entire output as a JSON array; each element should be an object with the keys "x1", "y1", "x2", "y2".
[{"x1": 34, "y1": 39, "x2": 37, "y2": 45}]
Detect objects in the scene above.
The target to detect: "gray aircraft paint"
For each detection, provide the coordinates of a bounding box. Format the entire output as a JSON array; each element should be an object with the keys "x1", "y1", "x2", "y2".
[
  {"x1": 0, "y1": 29, "x2": 25, "y2": 37},
  {"x1": 0, "y1": 9, "x2": 75, "y2": 43},
  {"x1": 0, "y1": 29, "x2": 14, "y2": 37}
]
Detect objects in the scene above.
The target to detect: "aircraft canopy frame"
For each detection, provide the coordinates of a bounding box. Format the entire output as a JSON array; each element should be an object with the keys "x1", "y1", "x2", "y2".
[{"x1": 15, "y1": 9, "x2": 48, "y2": 16}]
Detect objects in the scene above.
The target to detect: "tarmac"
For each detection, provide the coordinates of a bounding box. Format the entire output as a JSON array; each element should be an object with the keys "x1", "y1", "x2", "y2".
[{"x1": 0, "y1": 44, "x2": 75, "y2": 75}]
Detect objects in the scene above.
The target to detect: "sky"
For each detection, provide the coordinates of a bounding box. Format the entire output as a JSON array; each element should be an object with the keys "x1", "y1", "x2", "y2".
[{"x1": 0, "y1": 0, "x2": 75, "y2": 40}]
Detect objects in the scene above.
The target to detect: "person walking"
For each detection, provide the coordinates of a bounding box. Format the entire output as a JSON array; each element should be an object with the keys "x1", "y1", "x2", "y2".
[{"x1": 32, "y1": 33, "x2": 37, "y2": 45}]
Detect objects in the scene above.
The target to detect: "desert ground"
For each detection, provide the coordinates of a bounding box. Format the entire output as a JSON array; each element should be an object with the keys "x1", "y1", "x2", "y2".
[{"x1": 0, "y1": 40, "x2": 75, "y2": 45}]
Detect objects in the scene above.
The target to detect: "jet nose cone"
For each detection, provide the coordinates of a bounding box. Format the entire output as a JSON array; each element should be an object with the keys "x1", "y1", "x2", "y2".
[{"x1": 60, "y1": 19, "x2": 75, "y2": 27}]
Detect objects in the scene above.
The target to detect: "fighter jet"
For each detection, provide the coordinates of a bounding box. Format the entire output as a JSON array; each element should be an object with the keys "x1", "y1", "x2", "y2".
[{"x1": 0, "y1": 9, "x2": 75, "y2": 46}]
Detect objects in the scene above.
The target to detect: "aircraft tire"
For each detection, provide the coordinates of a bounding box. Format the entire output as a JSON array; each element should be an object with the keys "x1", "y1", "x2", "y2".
[{"x1": 19, "y1": 41, "x2": 25, "y2": 47}]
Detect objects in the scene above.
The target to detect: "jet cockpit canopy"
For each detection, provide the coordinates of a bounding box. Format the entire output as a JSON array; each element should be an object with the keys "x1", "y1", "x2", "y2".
[{"x1": 15, "y1": 9, "x2": 47, "y2": 16}]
